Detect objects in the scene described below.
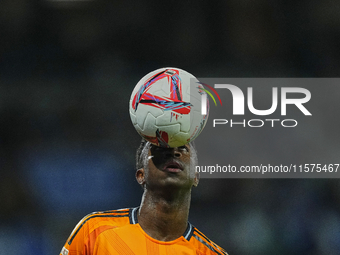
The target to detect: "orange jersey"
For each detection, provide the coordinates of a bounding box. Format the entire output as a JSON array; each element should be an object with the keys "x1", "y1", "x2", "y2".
[{"x1": 60, "y1": 208, "x2": 227, "y2": 255}]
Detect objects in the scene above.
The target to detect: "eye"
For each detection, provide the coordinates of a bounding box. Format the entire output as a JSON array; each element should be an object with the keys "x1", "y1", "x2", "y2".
[
  {"x1": 178, "y1": 145, "x2": 189, "y2": 152},
  {"x1": 150, "y1": 145, "x2": 169, "y2": 154},
  {"x1": 151, "y1": 144, "x2": 162, "y2": 150}
]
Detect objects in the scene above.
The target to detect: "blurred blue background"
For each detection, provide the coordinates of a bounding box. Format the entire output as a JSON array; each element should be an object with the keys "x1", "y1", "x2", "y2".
[{"x1": 1, "y1": 0, "x2": 340, "y2": 254}]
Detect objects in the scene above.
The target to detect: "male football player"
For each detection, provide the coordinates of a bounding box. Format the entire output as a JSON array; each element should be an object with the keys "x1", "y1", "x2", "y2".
[{"x1": 60, "y1": 139, "x2": 227, "y2": 255}]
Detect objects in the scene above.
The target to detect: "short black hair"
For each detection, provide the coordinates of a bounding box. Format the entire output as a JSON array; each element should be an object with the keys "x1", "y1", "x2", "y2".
[{"x1": 135, "y1": 138, "x2": 150, "y2": 170}]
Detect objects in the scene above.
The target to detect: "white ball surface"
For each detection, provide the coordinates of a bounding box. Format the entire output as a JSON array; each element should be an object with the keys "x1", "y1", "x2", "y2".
[{"x1": 129, "y1": 67, "x2": 209, "y2": 148}]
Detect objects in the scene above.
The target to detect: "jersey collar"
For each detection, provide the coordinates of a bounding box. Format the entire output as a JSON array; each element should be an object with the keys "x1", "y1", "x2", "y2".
[{"x1": 129, "y1": 207, "x2": 194, "y2": 241}]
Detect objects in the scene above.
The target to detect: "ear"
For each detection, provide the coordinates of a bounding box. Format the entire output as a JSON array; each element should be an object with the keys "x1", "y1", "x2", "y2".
[
  {"x1": 136, "y1": 168, "x2": 145, "y2": 186},
  {"x1": 193, "y1": 171, "x2": 199, "y2": 187}
]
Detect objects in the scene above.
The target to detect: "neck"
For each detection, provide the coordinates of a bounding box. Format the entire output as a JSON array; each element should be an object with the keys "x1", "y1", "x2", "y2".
[{"x1": 137, "y1": 188, "x2": 192, "y2": 241}]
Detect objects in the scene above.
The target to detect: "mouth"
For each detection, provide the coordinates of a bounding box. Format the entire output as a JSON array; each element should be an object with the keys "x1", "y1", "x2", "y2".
[{"x1": 163, "y1": 161, "x2": 183, "y2": 173}]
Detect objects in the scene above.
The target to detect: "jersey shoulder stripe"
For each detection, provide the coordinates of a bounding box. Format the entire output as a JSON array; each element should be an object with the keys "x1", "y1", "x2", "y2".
[
  {"x1": 67, "y1": 208, "x2": 130, "y2": 245},
  {"x1": 192, "y1": 227, "x2": 228, "y2": 255}
]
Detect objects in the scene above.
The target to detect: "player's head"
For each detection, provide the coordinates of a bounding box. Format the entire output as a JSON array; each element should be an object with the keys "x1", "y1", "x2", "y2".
[{"x1": 135, "y1": 139, "x2": 199, "y2": 190}]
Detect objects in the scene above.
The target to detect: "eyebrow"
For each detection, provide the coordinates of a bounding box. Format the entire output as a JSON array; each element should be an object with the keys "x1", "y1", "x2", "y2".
[{"x1": 150, "y1": 145, "x2": 191, "y2": 152}]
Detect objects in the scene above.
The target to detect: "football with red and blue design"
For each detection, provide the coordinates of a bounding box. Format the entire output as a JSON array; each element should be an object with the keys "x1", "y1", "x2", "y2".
[{"x1": 129, "y1": 67, "x2": 209, "y2": 148}]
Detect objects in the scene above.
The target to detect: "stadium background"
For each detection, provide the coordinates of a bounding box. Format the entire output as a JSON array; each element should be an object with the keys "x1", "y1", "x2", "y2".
[{"x1": 1, "y1": 0, "x2": 340, "y2": 254}]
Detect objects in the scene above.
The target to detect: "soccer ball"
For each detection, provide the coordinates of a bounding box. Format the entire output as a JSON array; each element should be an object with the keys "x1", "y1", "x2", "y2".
[{"x1": 129, "y1": 67, "x2": 209, "y2": 148}]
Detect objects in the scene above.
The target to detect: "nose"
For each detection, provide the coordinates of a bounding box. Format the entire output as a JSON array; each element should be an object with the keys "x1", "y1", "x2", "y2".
[
  {"x1": 165, "y1": 147, "x2": 182, "y2": 158},
  {"x1": 173, "y1": 147, "x2": 182, "y2": 158}
]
